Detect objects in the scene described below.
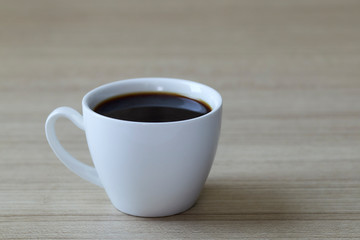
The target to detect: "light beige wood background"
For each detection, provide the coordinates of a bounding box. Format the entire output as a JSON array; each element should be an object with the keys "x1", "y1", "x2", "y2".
[{"x1": 1, "y1": 0, "x2": 360, "y2": 239}]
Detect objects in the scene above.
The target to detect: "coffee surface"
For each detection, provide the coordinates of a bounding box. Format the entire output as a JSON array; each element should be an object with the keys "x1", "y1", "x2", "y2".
[{"x1": 94, "y1": 92, "x2": 211, "y2": 122}]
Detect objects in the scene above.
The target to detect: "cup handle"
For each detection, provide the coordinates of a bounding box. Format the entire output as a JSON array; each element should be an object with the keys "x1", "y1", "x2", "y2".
[{"x1": 45, "y1": 107, "x2": 103, "y2": 188}]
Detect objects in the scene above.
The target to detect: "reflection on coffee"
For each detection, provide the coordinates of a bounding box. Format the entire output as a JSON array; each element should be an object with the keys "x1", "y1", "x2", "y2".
[{"x1": 94, "y1": 92, "x2": 212, "y2": 122}]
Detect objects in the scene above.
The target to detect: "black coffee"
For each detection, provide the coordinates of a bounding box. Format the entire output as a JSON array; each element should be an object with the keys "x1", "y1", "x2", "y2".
[{"x1": 94, "y1": 92, "x2": 211, "y2": 122}]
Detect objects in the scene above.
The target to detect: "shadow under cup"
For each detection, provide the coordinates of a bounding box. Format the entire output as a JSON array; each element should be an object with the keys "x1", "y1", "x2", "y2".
[{"x1": 50, "y1": 78, "x2": 222, "y2": 217}]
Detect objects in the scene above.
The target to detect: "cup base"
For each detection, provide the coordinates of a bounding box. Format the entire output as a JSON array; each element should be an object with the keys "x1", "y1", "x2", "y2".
[{"x1": 111, "y1": 200, "x2": 198, "y2": 218}]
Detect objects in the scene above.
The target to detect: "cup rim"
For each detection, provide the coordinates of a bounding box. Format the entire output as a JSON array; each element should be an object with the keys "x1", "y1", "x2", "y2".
[{"x1": 82, "y1": 77, "x2": 222, "y2": 124}]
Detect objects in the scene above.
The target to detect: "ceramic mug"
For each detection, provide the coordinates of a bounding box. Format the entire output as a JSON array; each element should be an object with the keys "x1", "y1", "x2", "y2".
[{"x1": 45, "y1": 78, "x2": 222, "y2": 217}]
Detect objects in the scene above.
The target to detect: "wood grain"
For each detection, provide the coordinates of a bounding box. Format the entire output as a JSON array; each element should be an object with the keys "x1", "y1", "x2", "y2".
[{"x1": 1, "y1": 0, "x2": 360, "y2": 239}]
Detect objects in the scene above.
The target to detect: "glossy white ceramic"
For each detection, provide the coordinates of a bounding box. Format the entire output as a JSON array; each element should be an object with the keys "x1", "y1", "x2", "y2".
[{"x1": 45, "y1": 78, "x2": 222, "y2": 217}]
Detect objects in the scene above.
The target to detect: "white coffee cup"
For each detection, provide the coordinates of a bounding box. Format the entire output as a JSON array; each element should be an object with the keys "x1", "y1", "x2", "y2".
[{"x1": 45, "y1": 78, "x2": 222, "y2": 217}]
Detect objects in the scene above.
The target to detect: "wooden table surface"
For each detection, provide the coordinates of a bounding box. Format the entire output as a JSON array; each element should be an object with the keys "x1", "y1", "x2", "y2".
[{"x1": 1, "y1": 0, "x2": 360, "y2": 239}]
